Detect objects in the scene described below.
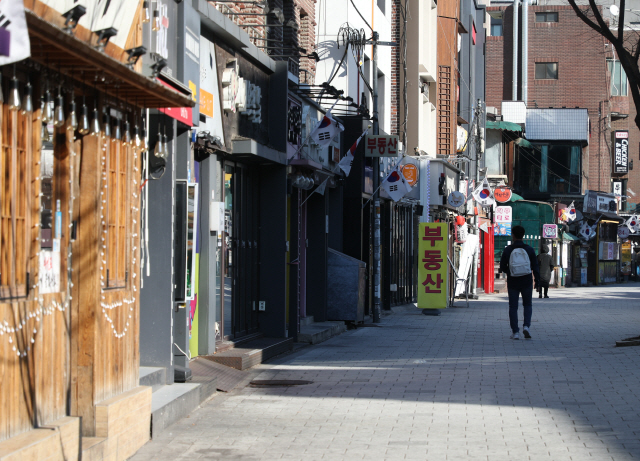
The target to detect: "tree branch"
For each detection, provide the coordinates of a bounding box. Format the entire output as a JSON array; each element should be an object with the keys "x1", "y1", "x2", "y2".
[{"x1": 619, "y1": 0, "x2": 626, "y2": 43}]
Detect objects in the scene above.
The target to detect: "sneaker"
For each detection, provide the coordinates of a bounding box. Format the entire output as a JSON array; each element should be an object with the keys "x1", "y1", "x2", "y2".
[
  {"x1": 510, "y1": 332, "x2": 520, "y2": 340},
  {"x1": 544, "y1": 296, "x2": 550, "y2": 298},
  {"x1": 523, "y1": 326, "x2": 531, "y2": 339}
]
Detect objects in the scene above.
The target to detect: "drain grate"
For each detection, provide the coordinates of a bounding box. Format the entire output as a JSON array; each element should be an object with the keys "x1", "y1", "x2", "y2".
[{"x1": 250, "y1": 380, "x2": 313, "y2": 387}]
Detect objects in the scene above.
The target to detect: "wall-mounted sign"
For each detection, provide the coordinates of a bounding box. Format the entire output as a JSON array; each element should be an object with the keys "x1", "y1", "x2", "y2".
[
  {"x1": 178, "y1": 1, "x2": 201, "y2": 126},
  {"x1": 494, "y1": 223, "x2": 511, "y2": 236},
  {"x1": 158, "y1": 79, "x2": 193, "y2": 126},
  {"x1": 401, "y1": 164, "x2": 419, "y2": 187},
  {"x1": 494, "y1": 186, "x2": 512, "y2": 202},
  {"x1": 365, "y1": 135, "x2": 399, "y2": 157},
  {"x1": 0, "y1": 0, "x2": 30, "y2": 65},
  {"x1": 221, "y1": 59, "x2": 262, "y2": 123},
  {"x1": 613, "y1": 181, "x2": 623, "y2": 197},
  {"x1": 542, "y1": 224, "x2": 558, "y2": 239},
  {"x1": 613, "y1": 130, "x2": 629, "y2": 174},
  {"x1": 448, "y1": 191, "x2": 465, "y2": 208}
]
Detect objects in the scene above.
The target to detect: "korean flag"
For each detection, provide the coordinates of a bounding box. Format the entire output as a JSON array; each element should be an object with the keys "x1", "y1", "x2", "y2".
[
  {"x1": 311, "y1": 112, "x2": 343, "y2": 147},
  {"x1": 472, "y1": 177, "x2": 495, "y2": 207},
  {"x1": 382, "y1": 167, "x2": 412, "y2": 202}
]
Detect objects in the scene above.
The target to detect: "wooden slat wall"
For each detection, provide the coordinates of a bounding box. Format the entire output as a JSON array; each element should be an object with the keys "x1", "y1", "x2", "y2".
[
  {"x1": 0, "y1": 104, "x2": 69, "y2": 442},
  {"x1": 72, "y1": 134, "x2": 141, "y2": 436}
]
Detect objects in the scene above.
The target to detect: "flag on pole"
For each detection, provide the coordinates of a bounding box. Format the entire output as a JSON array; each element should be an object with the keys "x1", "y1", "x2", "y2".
[
  {"x1": 0, "y1": 0, "x2": 30, "y2": 65},
  {"x1": 472, "y1": 177, "x2": 494, "y2": 206},
  {"x1": 565, "y1": 201, "x2": 576, "y2": 222},
  {"x1": 315, "y1": 177, "x2": 328, "y2": 196},
  {"x1": 311, "y1": 112, "x2": 343, "y2": 147},
  {"x1": 382, "y1": 166, "x2": 412, "y2": 202},
  {"x1": 338, "y1": 129, "x2": 368, "y2": 176},
  {"x1": 579, "y1": 222, "x2": 596, "y2": 240},
  {"x1": 626, "y1": 214, "x2": 640, "y2": 232}
]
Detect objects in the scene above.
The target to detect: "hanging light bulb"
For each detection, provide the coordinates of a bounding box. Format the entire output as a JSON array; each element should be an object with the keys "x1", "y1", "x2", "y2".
[
  {"x1": 42, "y1": 86, "x2": 53, "y2": 123},
  {"x1": 113, "y1": 117, "x2": 121, "y2": 140},
  {"x1": 161, "y1": 126, "x2": 169, "y2": 160},
  {"x1": 152, "y1": 9, "x2": 161, "y2": 32},
  {"x1": 21, "y1": 81, "x2": 33, "y2": 114},
  {"x1": 153, "y1": 124, "x2": 164, "y2": 158},
  {"x1": 90, "y1": 107, "x2": 101, "y2": 134},
  {"x1": 142, "y1": 1, "x2": 151, "y2": 23},
  {"x1": 124, "y1": 117, "x2": 131, "y2": 144},
  {"x1": 133, "y1": 122, "x2": 141, "y2": 147},
  {"x1": 8, "y1": 76, "x2": 21, "y2": 111},
  {"x1": 103, "y1": 109, "x2": 111, "y2": 137},
  {"x1": 68, "y1": 99, "x2": 78, "y2": 130},
  {"x1": 141, "y1": 117, "x2": 148, "y2": 151},
  {"x1": 41, "y1": 123, "x2": 50, "y2": 143},
  {"x1": 78, "y1": 96, "x2": 89, "y2": 135},
  {"x1": 53, "y1": 89, "x2": 65, "y2": 128}
]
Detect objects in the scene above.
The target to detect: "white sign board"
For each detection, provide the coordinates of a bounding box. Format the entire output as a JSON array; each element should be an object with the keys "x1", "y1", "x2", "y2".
[
  {"x1": 495, "y1": 206, "x2": 512, "y2": 223},
  {"x1": 39, "y1": 251, "x2": 60, "y2": 294}
]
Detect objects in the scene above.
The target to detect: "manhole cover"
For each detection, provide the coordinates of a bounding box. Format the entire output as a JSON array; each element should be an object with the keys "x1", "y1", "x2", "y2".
[{"x1": 250, "y1": 380, "x2": 313, "y2": 387}]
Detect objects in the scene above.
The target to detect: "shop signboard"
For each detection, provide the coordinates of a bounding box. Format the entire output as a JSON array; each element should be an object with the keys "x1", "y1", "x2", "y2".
[
  {"x1": 613, "y1": 130, "x2": 629, "y2": 174},
  {"x1": 495, "y1": 206, "x2": 512, "y2": 223},
  {"x1": 401, "y1": 164, "x2": 419, "y2": 187},
  {"x1": 543, "y1": 224, "x2": 558, "y2": 239},
  {"x1": 178, "y1": 1, "x2": 201, "y2": 125},
  {"x1": 494, "y1": 186, "x2": 512, "y2": 203},
  {"x1": 418, "y1": 223, "x2": 448, "y2": 310},
  {"x1": 618, "y1": 226, "x2": 630, "y2": 239},
  {"x1": 364, "y1": 135, "x2": 399, "y2": 157}
]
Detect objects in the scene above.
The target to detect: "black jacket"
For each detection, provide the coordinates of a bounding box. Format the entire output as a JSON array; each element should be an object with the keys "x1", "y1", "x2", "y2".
[
  {"x1": 537, "y1": 244, "x2": 554, "y2": 283},
  {"x1": 500, "y1": 241, "x2": 540, "y2": 288}
]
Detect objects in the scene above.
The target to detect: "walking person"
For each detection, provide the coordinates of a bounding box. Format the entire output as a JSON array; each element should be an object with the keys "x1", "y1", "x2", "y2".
[
  {"x1": 499, "y1": 225, "x2": 540, "y2": 340},
  {"x1": 537, "y1": 244, "x2": 554, "y2": 299}
]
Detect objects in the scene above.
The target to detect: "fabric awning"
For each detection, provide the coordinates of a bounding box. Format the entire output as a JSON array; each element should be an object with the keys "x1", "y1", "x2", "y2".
[
  {"x1": 486, "y1": 120, "x2": 524, "y2": 133},
  {"x1": 515, "y1": 138, "x2": 534, "y2": 148},
  {"x1": 563, "y1": 232, "x2": 580, "y2": 241}
]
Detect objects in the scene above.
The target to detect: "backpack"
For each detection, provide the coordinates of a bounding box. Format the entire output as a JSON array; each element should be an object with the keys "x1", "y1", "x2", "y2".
[{"x1": 509, "y1": 248, "x2": 531, "y2": 277}]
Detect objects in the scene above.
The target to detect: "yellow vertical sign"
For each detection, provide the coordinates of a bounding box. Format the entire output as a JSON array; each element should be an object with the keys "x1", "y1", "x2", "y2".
[{"x1": 418, "y1": 223, "x2": 448, "y2": 309}]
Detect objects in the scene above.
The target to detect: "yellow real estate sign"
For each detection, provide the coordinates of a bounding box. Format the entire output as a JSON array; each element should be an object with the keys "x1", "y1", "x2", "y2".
[{"x1": 418, "y1": 223, "x2": 448, "y2": 309}]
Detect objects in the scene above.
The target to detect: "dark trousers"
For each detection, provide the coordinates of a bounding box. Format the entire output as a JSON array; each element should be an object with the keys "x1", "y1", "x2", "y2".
[
  {"x1": 538, "y1": 280, "x2": 549, "y2": 297},
  {"x1": 508, "y1": 284, "x2": 533, "y2": 333}
]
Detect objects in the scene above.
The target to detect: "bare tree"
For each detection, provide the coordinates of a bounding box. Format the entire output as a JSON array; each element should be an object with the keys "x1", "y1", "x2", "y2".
[{"x1": 567, "y1": 0, "x2": 640, "y2": 128}]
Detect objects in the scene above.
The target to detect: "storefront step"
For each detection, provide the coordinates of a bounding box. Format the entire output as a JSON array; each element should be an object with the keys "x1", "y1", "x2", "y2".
[
  {"x1": 298, "y1": 321, "x2": 347, "y2": 345},
  {"x1": 215, "y1": 332, "x2": 265, "y2": 354},
  {"x1": 139, "y1": 367, "x2": 167, "y2": 392},
  {"x1": 150, "y1": 383, "x2": 202, "y2": 437},
  {"x1": 204, "y1": 337, "x2": 295, "y2": 370}
]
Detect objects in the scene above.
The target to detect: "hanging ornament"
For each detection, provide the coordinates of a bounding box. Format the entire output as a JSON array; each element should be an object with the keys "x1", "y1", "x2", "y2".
[
  {"x1": 42, "y1": 85, "x2": 53, "y2": 123},
  {"x1": 152, "y1": 9, "x2": 161, "y2": 31},
  {"x1": 153, "y1": 124, "x2": 164, "y2": 158},
  {"x1": 67, "y1": 95, "x2": 78, "y2": 131},
  {"x1": 78, "y1": 95, "x2": 90, "y2": 135},
  {"x1": 142, "y1": 1, "x2": 151, "y2": 23},
  {"x1": 90, "y1": 107, "x2": 101, "y2": 134},
  {"x1": 103, "y1": 109, "x2": 111, "y2": 137}
]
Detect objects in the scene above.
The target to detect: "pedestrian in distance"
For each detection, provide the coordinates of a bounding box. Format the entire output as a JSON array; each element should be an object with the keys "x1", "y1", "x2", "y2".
[
  {"x1": 537, "y1": 244, "x2": 554, "y2": 299},
  {"x1": 499, "y1": 225, "x2": 540, "y2": 340}
]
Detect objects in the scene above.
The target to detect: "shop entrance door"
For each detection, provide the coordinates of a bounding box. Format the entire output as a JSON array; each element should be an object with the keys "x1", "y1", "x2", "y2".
[{"x1": 222, "y1": 163, "x2": 260, "y2": 339}]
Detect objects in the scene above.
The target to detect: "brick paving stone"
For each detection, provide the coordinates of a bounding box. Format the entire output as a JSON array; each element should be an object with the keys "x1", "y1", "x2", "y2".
[{"x1": 131, "y1": 284, "x2": 640, "y2": 460}]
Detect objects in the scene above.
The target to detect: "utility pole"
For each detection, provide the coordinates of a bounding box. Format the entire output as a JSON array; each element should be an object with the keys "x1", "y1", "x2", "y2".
[{"x1": 372, "y1": 31, "x2": 381, "y2": 323}]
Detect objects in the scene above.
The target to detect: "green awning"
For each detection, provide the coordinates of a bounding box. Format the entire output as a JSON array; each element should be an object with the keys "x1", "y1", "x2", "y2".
[
  {"x1": 515, "y1": 138, "x2": 534, "y2": 148},
  {"x1": 509, "y1": 192, "x2": 524, "y2": 202},
  {"x1": 486, "y1": 120, "x2": 524, "y2": 132},
  {"x1": 563, "y1": 232, "x2": 580, "y2": 241}
]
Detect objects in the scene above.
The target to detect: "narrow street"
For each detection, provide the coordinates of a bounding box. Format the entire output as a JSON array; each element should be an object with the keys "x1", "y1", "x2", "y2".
[{"x1": 132, "y1": 284, "x2": 640, "y2": 460}]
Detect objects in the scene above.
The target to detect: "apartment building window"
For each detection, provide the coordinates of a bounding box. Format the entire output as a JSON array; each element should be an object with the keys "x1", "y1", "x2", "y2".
[
  {"x1": 608, "y1": 59, "x2": 628, "y2": 96},
  {"x1": 490, "y1": 17, "x2": 503, "y2": 36},
  {"x1": 535, "y1": 12, "x2": 558, "y2": 22},
  {"x1": 535, "y1": 62, "x2": 558, "y2": 79}
]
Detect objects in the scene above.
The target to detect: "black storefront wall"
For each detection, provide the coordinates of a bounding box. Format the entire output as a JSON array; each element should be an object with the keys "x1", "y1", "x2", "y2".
[{"x1": 139, "y1": 115, "x2": 178, "y2": 384}]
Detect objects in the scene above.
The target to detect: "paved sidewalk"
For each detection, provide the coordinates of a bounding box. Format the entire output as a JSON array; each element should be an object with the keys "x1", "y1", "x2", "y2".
[{"x1": 132, "y1": 284, "x2": 640, "y2": 460}]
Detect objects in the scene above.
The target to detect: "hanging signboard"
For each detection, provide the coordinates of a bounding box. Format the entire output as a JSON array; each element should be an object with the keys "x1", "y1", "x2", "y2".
[
  {"x1": 495, "y1": 206, "x2": 512, "y2": 223},
  {"x1": 418, "y1": 223, "x2": 448, "y2": 310},
  {"x1": 613, "y1": 131, "x2": 629, "y2": 174},
  {"x1": 494, "y1": 186, "x2": 512, "y2": 202},
  {"x1": 448, "y1": 191, "x2": 465, "y2": 208},
  {"x1": 401, "y1": 164, "x2": 419, "y2": 187},
  {"x1": 542, "y1": 224, "x2": 558, "y2": 239},
  {"x1": 618, "y1": 226, "x2": 630, "y2": 239},
  {"x1": 364, "y1": 135, "x2": 399, "y2": 157}
]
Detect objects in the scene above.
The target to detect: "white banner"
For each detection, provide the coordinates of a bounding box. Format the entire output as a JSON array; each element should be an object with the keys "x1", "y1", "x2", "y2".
[
  {"x1": 455, "y1": 233, "x2": 478, "y2": 297},
  {"x1": 0, "y1": 0, "x2": 31, "y2": 66}
]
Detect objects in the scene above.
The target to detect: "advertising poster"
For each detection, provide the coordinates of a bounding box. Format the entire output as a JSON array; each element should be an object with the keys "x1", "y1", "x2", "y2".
[
  {"x1": 418, "y1": 223, "x2": 448, "y2": 309},
  {"x1": 621, "y1": 242, "x2": 632, "y2": 275},
  {"x1": 494, "y1": 223, "x2": 511, "y2": 236}
]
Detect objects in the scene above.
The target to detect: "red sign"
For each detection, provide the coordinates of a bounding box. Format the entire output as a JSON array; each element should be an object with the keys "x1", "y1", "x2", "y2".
[
  {"x1": 494, "y1": 186, "x2": 512, "y2": 202},
  {"x1": 157, "y1": 79, "x2": 193, "y2": 126},
  {"x1": 401, "y1": 164, "x2": 419, "y2": 187}
]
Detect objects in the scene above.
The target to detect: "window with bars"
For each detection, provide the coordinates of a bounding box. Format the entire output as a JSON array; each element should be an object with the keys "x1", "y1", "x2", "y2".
[
  {"x1": 608, "y1": 59, "x2": 628, "y2": 96},
  {"x1": 104, "y1": 139, "x2": 130, "y2": 288},
  {"x1": 0, "y1": 106, "x2": 33, "y2": 298}
]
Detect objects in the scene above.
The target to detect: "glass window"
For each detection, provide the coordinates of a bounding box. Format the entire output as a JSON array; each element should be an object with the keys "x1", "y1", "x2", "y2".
[
  {"x1": 535, "y1": 62, "x2": 558, "y2": 79},
  {"x1": 535, "y1": 12, "x2": 558, "y2": 22},
  {"x1": 491, "y1": 17, "x2": 503, "y2": 37},
  {"x1": 608, "y1": 59, "x2": 628, "y2": 96}
]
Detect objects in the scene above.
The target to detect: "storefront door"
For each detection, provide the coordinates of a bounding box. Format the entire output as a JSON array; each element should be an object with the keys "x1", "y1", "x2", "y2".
[{"x1": 222, "y1": 163, "x2": 260, "y2": 339}]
